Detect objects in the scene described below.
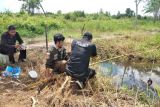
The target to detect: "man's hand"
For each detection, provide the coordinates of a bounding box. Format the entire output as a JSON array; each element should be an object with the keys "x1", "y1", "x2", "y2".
[
  {"x1": 67, "y1": 52, "x2": 71, "y2": 56},
  {"x1": 14, "y1": 44, "x2": 20, "y2": 49},
  {"x1": 62, "y1": 60, "x2": 67, "y2": 64},
  {"x1": 46, "y1": 53, "x2": 50, "y2": 59}
]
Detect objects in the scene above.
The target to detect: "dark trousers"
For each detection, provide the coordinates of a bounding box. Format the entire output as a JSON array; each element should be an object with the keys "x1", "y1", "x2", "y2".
[
  {"x1": 46, "y1": 60, "x2": 67, "y2": 75},
  {"x1": 66, "y1": 68, "x2": 96, "y2": 83},
  {"x1": 9, "y1": 50, "x2": 26, "y2": 63}
]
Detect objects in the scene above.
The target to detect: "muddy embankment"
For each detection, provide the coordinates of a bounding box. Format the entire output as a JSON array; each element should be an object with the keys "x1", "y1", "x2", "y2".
[{"x1": 93, "y1": 35, "x2": 160, "y2": 65}]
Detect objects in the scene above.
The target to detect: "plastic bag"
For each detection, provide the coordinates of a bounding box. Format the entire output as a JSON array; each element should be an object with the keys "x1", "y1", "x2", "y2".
[{"x1": 2, "y1": 66, "x2": 21, "y2": 78}]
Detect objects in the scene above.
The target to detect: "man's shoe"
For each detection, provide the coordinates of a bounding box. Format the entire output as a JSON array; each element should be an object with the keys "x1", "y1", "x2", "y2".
[
  {"x1": 70, "y1": 81, "x2": 79, "y2": 94},
  {"x1": 75, "y1": 81, "x2": 84, "y2": 89}
]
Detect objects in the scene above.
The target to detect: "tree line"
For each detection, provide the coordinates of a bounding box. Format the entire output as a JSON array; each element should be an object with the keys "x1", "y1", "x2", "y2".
[{"x1": 9, "y1": 0, "x2": 160, "y2": 21}]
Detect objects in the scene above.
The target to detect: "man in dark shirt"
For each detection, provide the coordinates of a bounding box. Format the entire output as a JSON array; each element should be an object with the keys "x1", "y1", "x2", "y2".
[
  {"x1": 46, "y1": 33, "x2": 68, "y2": 75},
  {"x1": 66, "y1": 32, "x2": 97, "y2": 89},
  {"x1": 0, "y1": 25, "x2": 26, "y2": 63}
]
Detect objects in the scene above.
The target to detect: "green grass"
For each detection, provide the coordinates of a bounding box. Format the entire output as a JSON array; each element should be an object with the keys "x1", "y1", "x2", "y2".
[
  {"x1": 135, "y1": 34, "x2": 160, "y2": 59},
  {"x1": 155, "y1": 84, "x2": 160, "y2": 97},
  {"x1": 1, "y1": 13, "x2": 160, "y2": 59},
  {"x1": 95, "y1": 33, "x2": 160, "y2": 61},
  {"x1": 0, "y1": 13, "x2": 159, "y2": 39}
]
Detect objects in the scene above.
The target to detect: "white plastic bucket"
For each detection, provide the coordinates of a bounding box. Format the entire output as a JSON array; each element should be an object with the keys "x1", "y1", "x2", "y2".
[{"x1": 28, "y1": 70, "x2": 38, "y2": 79}]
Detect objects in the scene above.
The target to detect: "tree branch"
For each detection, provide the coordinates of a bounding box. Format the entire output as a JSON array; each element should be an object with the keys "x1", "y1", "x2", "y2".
[{"x1": 138, "y1": 0, "x2": 142, "y2": 5}]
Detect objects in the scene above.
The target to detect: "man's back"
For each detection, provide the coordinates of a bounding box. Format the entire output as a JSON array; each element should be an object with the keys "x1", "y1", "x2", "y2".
[{"x1": 67, "y1": 39, "x2": 97, "y2": 78}]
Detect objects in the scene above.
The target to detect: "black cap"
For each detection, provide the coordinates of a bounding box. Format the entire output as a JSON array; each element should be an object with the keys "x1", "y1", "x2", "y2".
[
  {"x1": 54, "y1": 33, "x2": 65, "y2": 43},
  {"x1": 8, "y1": 25, "x2": 16, "y2": 31},
  {"x1": 83, "y1": 32, "x2": 93, "y2": 40}
]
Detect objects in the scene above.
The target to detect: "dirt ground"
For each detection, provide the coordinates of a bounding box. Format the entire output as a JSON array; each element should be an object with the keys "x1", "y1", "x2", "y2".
[{"x1": 0, "y1": 38, "x2": 159, "y2": 107}]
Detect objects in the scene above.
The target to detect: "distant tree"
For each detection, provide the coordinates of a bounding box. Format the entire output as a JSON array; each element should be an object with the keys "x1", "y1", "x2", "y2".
[
  {"x1": 116, "y1": 11, "x2": 121, "y2": 19},
  {"x1": 137, "y1": 15, "x2": 142, "y2": 19},
  {"x1": 117, "y1": 11, "x2": 121, "y2": 16},
  {"x1": 64, "y1": 13, "x2": 76, "y2": 21},
  {"x1": 99, "y1": 8, "x2": 104, "y2": 14},
  {"x1": 144, "y1": 0, "x2": 160, "y2": 21},
  {"x1": 46, "y1": 12, "x2": 54, "y2": 15},
  {"x1": 73, "y1": 11, "x2": 86, "y2": 17},
  {"x1": 105, "y1": 11, "x2": 111, "y2": 17},
  {"x1": 57, "y1": 10, "x2": 62, "y2": 15},
  {"x1": 19, "y1": 0, "x2": 43, "y2": 15},
  {"x1": 4, "y1": 9, "x2": 12, "y2": 16},
  {"x1": 144, "y1": 16, "x2": 148, "y2": 19},
  {"x1": 91, "y1": 13, "x2": 99, "y2": 20},
  {"x1": 64, "y1": 13, "x2": 71, "y2": 20},
  {"x1": 135, "y1": 0, "x2": 143, "y2": 20},
  {"x1": 135, "y1": 0, "x2": 143, "y2": 28},
  {"x1": 125, "y1": 8, "x2": 135, "y2": 17},
  {"x1": 113, "y1": 11, "x2": 125, "y2": 19}
]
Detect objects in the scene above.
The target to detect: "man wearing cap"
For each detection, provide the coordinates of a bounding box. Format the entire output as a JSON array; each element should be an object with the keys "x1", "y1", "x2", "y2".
[
  {"x1": 66, "y1": 32, "x2": 97, "y2": 89},
  {"x1": 0, "y1": 25, "x2": 26, "y2": 64},
  {"x1": 46, "y1": 33, "x2": 68, "y2": 75}
]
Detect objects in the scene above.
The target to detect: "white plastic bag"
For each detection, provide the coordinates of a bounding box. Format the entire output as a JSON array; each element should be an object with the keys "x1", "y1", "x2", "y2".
[{"x1": 0, "y1": 54, "x2": 9, "y2": 64}]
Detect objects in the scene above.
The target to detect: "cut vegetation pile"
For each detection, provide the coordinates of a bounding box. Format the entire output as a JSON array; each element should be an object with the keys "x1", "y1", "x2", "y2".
[
  {"x1": 1, "y1": 32, "x2": 160, "y2": 106},
  {"x1": 94, "y1": 33, "x2": 160, "y2": 63}
]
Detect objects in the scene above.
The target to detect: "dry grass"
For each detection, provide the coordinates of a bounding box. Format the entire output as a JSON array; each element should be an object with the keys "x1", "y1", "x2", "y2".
[
  {"x1": 1, "y1": 37, "x2": 159, "y2": 107},
  {"x1": 16, "y1": 48, "x2": 149, "y2": 107},
  {"x1": 94, "y1": 34, "x2": 160, "y2": 64}
]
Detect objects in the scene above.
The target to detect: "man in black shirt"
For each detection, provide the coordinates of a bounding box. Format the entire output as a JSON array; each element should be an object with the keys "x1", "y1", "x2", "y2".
[
  {"x1": 66, "y1": 32, "x2": 97, "y2": 89},
  {"x1": 0, "y1": 25, "x2": 26, "y2": 63}
]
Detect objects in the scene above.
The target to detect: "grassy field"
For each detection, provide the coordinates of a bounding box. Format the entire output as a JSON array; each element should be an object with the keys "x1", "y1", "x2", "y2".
[
  {"x1": 0, "y1": 13, "x2": 159, "y2": 39},
  {"x1": 1, "y1": 13, "x2": 160, "y2": 63}
]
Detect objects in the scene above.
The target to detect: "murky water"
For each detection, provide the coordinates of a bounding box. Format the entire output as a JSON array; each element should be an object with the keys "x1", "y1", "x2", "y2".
[
  {"x1": 98, "y1": 62, "x2": 160, "y2": 99},
  {"x1": 99, "y1": 62, "x2": 160, "y2": 87}
]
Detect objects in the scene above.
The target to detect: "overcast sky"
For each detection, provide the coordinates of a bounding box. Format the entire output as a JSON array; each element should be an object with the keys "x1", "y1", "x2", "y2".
[{"x1": 0, "y1": 0, "x2": 148, "y2": 15}]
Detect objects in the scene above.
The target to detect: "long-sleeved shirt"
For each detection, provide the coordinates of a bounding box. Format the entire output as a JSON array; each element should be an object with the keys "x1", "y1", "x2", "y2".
[
  {"x1": 0, "y1": 32, "x2": 23, "y2": 55},
  {"x1": 0, "y1": 32, "x2": 23, "y2": 46},
  {"x1": 66, "y1": 39, "x2": 97, "y2": 79},
  {"x1": 46, "y1": 46, "x2": 68, "y2": 69}
]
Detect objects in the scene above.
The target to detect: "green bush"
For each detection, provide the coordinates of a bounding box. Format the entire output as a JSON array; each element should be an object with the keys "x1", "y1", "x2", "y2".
[{"x1": 0, "y1": 13, "x2": 159, "y2": 38}]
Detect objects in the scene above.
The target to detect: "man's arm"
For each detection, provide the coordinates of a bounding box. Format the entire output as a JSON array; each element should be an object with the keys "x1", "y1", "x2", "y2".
[
  {"x1": 46, "y1": 47, "x2": 57, "y2": 69},
  {"x1": 71, "y1": 40, "x2": 76, "y2": 51},
  {"x1": 0, "y1": 33, "x2": 15, "y2": 54},
  {"x1": 1, "y1": 33, "x2": 14, "y2": 47},
  {"x1": 62, "y1": 48, "x2": 69, "y2": 60},
  {"x1": 91, "y1": 44, "x2": 97, "y2": 57},
  {"x1": 1, "y1": 33, "x2": 7, "y2": 45},
  {"x1": 16, "y1": 32, "x2": 23, "y2": 44}
]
